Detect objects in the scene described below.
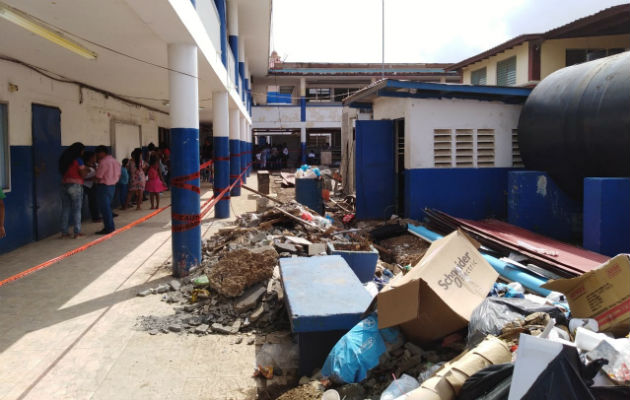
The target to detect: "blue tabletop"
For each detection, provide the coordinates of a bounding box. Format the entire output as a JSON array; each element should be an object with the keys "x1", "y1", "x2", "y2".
[{"x1": 279, "y1": 255, "x2": 373, "y2": 333}]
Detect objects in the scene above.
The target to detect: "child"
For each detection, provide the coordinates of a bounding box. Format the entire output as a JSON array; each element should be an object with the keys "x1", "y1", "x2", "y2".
[
  {"x1": 146, "y1": 155, "x2": 167, "y2": 209},
  {"x1": 118, "y1": 158, "x2": 130, "y2": 210},
  {"x1": 125, "y1": 148, "x2": 146, "y2": 210}
]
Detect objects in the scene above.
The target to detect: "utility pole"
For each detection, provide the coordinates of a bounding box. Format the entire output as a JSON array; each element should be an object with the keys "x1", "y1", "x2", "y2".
[{"x1": 381, "y1": 0, "x2": 385, "y2": 80}]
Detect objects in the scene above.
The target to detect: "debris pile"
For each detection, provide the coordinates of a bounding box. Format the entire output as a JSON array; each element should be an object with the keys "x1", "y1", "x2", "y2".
[{"x1": 134, "y1": 172, "x2": 630, "y2": 399}]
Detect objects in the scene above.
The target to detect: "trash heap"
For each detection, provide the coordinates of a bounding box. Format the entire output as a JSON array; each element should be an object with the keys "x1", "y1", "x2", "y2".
[{"x1": 135, "y1": 171, "x2": 629, "y2": 399}]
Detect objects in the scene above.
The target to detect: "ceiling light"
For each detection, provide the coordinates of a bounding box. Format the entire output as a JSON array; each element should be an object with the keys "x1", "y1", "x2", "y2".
[{"x1": 0, "y1": 2, "x2": 97, "y2": 60}]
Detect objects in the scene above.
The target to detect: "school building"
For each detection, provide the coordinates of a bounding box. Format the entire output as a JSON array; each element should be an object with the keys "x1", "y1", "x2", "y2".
[{"x1": 0, "y1": 0, "x2": 271, "y2": 265}]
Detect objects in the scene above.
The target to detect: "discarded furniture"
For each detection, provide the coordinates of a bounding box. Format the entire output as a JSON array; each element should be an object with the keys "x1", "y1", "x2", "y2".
[
  {"x1": 327, "y1": 242, "x2": 378, "y2": 283},
  {"x1": 279, "y1": 255, "x2": 372, "y2": 375}
]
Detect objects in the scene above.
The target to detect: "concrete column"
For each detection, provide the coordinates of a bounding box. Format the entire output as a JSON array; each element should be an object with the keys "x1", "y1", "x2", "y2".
[
  {"x1": 241, "y1": 117, "x2": 250, "y2": 177},
  {"x1": 168, "y1": 43, "x2": 201, "y2": 277},
  {"x1": 299, "y1": 77, "x2": 306, "y2": 121},
  {"x1": 240, "y1": 115, "x2": 248, "y2": 184},
  {"x1": 229, "y1": 109, "x2": 241, "y2": 196},
  {"x1": 213, "y1": 91, "x2": 230, "y2": 218},
  {"x1": 246, "y1": 121, "x2": 252, "y2": 175},
  {"x1": 227, "y1": 0, "x2": 239, "y2": 91},
  {"x1": 300, "y1": 126, "x2": 307, "y2": 164},
  {"x1": 213, "y1": 0, "x2": 228, "y2": 67}
]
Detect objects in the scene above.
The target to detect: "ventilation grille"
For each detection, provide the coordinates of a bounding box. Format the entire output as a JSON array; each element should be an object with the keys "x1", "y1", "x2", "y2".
[
  {"x1": 477, "y1": 129, "x2": 495, "y2": 167},
  {"x1": 433, "y1": 129, "x2": 452, "y2": 168},
  {"x1": 512, "y1": 129, "x2": 524, "y2": 167},
  {"x1": 455, "y1": 129, "x2": 474, "y2": 167}
]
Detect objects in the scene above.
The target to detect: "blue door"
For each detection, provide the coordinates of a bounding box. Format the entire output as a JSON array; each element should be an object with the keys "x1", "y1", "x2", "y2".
[
  {"x1": 355, "y1": 120, "x2": 395, "y2": 220},
  {"x1": 32, "y1": 104, "x2": 62, "y2": 240}
]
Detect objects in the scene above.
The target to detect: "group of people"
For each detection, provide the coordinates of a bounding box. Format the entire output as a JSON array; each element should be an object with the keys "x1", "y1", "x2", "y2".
[
  {"x1": 255, "y1": 143, "x2": 289, "y2": 170},
  {"x1": 58, "y1": 142, "x2": 169, "y2": 238}
]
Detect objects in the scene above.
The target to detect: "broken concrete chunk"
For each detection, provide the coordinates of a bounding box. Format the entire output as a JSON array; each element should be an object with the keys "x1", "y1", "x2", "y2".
[
  {"x1": 235, "y1": 285, "x2": 267, "y2": 313},
  {"x1": 137, "y1": 289, "x2": 152, "y2": 297},
  {"x1": 168, "y1": 324, "x2": 182, "y2": 333},
  {"x1": 169, "y1": 279, "x2": 181, "y2": 291},
  {"x1": 307, "y1": 242, "x2": 327, "y2": 256},
  {"x1": 194, "y1": 324, "x2": 209, "y2": 334},
  {"x1": 211, "y1": 323, "x2": 235, "y2": 334},
  {"x1": 249, "y1": 304, "x2": 265, "y2": 322},
  {"x1": 274, "y1": 241, "x2": 298, "y2": 253}
]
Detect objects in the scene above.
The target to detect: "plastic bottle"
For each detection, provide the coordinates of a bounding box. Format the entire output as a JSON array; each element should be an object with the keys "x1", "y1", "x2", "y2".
[{"x1": 380, "y1": 374, "x2": 420, "y2": 400}]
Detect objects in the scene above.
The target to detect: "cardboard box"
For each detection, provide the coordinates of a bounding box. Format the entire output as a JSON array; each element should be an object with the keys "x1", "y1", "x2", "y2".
[
  {"x1": 376, "y1": 229, "x2": 498, "y2": 344},
  {"x1": 542, "y1": 254, "x2": 630, "y2": 335}
]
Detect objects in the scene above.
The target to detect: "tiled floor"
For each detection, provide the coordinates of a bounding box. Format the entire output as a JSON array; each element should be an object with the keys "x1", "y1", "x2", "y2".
[{"x1": 0, "y1": 177, "x2": 261, "y2": 400}]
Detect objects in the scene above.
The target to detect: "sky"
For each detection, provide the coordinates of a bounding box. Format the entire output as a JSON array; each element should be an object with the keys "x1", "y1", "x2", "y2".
[{"x1": 271, "y1": 0, "x2": 628, "y2": 63}]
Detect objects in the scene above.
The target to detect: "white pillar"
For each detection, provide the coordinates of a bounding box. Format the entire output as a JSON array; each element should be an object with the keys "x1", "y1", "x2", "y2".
[
  {"x1": 229, "y1": 108, "x2": 241, "y2": 196},
  {"x1": 168, "y1": 43, "x2": 200, "y2": 276},
  {"x1": 213, "y1": 91, "x2": 230, "y2": 218},
  {"x1": 300, "y1": 126, "x2": 307, "y2": 164},
  {"x1": 227, "y1": 0, "x2": 238, "y2": 34}
]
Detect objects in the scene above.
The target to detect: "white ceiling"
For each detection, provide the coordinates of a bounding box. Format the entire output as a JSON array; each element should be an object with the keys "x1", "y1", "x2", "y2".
[{"x1": 0, "y1": 0, "x2": 271, "y2": 119}]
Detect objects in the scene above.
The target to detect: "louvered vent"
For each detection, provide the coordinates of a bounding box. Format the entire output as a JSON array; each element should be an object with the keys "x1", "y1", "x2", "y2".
[
  {"x1": 477, "y1": 129, "x2": 495, "y2": 167},
  {"x1": 433, "y1": 129, "x2": 452, "y2": 168},
  {"x1": 512, "y1": 129, "x2": 524, "y2": 167},
  {"x1": 455, "y1": 129, "x2": 474, "y2": 167}
]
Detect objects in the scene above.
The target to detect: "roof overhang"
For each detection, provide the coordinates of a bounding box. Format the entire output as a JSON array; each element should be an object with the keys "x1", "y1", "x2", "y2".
[
  {"x1": 447, "y1": 4, "x2": 630, "y2": 71},
  {"x1": 343, "y1": 80, "x2": 532, "y2": 107}
]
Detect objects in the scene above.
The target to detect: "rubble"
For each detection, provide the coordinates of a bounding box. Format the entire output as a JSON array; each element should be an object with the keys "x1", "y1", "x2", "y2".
[{"x1": 208, "y1": 248, "x2": 278, "y2": 298}]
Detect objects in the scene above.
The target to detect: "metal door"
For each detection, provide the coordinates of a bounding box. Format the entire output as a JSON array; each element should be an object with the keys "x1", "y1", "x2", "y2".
[
  {"x1": 32, "y1": 104, "x2": 62, "y2": 240},
  {"x1": 355, "y1": 120, "x2": 395, "y2": 220}
]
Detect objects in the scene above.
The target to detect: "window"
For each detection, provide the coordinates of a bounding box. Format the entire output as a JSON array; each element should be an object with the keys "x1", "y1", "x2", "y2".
[
  {"x1": 512, "y1": 129, "x2": 524, "y2": 168},
  {"x1": 433, "y1": 129, "x2": 453, "y2": 168},
  {"x1": 0, "y1": 103, "x2": 8, "y2": 190},
  {"x1": 566, "y1": 48, "x2": 626, "y2": 67},
  {"x1": 496, "y1": 56, "x2": 516, "y2": 86},
  {"x1": 433, "y1": 128, "x2": 495, "y2": 168},
  {"x1": 471, "y1": 67, "x2": 487, "y2": 85},
  {"x1": 306, "y1": 88, "x2": 331, "y2": 102},
  {"x1": 333, "y1": 88, "x2": 359, "y2": 101},
  {"x1": 279, "y1": 86, "x2": 294, "y2": 95}
]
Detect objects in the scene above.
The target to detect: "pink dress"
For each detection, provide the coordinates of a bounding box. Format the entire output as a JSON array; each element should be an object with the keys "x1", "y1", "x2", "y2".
[{"x1": 145, "y1": 166, "x2": 167, "y2": 193}]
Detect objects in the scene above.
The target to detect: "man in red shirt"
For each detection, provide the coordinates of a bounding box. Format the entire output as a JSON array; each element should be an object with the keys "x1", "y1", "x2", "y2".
[{"x1": 95, "y1": 145, "x2": 121, "y2": 234}]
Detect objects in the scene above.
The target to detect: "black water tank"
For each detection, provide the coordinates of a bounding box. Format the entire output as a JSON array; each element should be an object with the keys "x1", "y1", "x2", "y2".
[{"x1": 518, "y1": 51, "x2": 630, "y2": 197}]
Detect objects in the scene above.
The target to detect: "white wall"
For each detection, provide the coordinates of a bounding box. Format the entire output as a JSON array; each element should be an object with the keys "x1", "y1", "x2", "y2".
[
  {"x1": 305, "y1": 106, "x2": 342, "y2": 122},
  {"x1": 252, "y1": 105, "x2": 300, "y2": 123},
  {"x1": 0, "y1": 61, "x2": 169, "y2": 147},
  {"x1": 373, "y1": 97, "x2": 522, "y2": 169}
]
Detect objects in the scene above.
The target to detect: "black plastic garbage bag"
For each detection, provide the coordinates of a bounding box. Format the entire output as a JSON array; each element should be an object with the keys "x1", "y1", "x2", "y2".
[
  {"x1": 467, "y1": 297, "x2": 568, "y2": 346},
  {"x1": 521, "y1": 346, "x2": 600, "y2": 400},
  {"x1": 458, "y1": 363, "x2": 513, "y2": 400}
]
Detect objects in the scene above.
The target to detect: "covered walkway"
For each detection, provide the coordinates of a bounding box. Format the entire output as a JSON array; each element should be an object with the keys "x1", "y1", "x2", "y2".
[{"x1": 0, "y1": 179, "x2": 259, "y2": 400}]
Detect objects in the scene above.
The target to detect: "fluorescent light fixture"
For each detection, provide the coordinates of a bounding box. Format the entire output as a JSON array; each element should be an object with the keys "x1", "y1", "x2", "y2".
[{"x1": 0, "y1": 2, "x2": 97, "y2": 60}]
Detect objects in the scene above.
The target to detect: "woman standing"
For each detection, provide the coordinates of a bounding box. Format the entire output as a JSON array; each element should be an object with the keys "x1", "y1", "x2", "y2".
[
  {"x1": 59, "y1": 142, "x2": 87, "y2": 238},
  {"x1": 125, "y1": 148, "x2": 147, "y2": 210}
]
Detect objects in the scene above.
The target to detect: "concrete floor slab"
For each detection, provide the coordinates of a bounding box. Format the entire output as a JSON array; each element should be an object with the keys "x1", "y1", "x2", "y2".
[{"x1": 0, "y1": 179, "x2": 264, "y2": 400}]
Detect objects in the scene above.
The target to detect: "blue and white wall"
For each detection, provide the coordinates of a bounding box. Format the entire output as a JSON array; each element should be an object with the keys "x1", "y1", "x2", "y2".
[
  {"x1": 0, "y1": 60, "x2": 168, "y2": 254},
  {"x1": 372, "y1": 96, "x2": 523, "y2": 220}
]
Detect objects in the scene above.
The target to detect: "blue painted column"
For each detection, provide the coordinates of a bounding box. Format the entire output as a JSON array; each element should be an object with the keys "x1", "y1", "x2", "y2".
[
  {"x1": 228, "y1": 36, "x2": 239, "y2": 91},
  {"x1": 168, "y1": 43, "x2": 201, "y2": 277},
  {"x1": 213, "y1": 0, "x2": 227, "y2": 67},
  {"x1": 239, "y1": 62, "x2": 245, "y2": 101},
  {"x1": 229, "y1": 109, "x2": 241, "y2": 196},
  {"x1": 584, "y1": 177, "x2": 630, "y2": 256},
  {"x1": 213, "y1": 91, "x2": 230, "y2": 218}
]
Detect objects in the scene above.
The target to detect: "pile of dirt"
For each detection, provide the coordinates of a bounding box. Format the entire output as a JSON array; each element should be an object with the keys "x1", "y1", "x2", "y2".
[
  {"x1": 208, "y1": 248, "x2": 278, "y2": 297},
  {"x1": 379, "y1": 234, "x2": 429, "y2": 266},
  {"x1": 333, "y1": 241, "x2": 373, "y2": 251},
  {"x1": 275, "y1": 384, "x2": 322, "y2": 400}
]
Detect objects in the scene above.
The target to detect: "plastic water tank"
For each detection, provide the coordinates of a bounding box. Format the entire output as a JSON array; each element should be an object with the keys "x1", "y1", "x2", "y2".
[{"x1": 518, "y1": 51, "x2": 630, "y2": 197}]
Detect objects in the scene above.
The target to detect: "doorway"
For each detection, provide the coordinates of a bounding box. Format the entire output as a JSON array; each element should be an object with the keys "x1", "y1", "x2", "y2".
[
  {"x1": 394, "y1": 118, "x2": 405, "y2": 215},
  {"x1": 112, "y1": 121, "x2": 142, "y2": 161},
  {"x1": 32, "y1": 104, "x2": 62, "y2": 240}
]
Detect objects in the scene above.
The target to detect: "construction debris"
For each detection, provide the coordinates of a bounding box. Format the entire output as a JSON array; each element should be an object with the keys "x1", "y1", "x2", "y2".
[{"x1": 134, "y1": 176, "x2": 630, "y2": 399}]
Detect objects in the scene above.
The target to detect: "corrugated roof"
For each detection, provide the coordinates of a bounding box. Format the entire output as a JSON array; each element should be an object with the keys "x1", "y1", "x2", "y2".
[{"x1": 343, "y1": 79, "x2": 531, "y2": 106}]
